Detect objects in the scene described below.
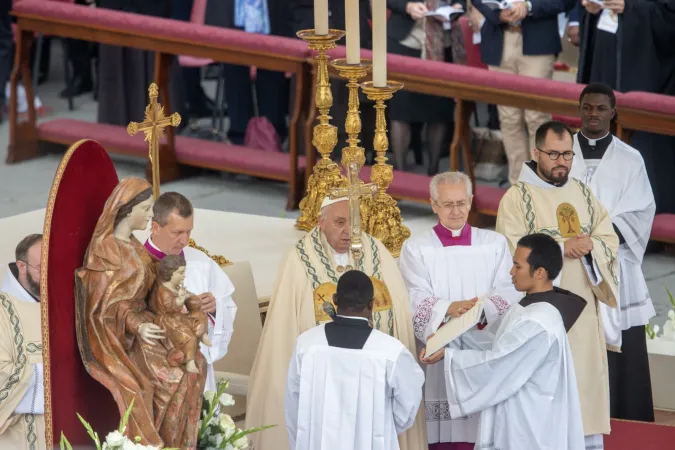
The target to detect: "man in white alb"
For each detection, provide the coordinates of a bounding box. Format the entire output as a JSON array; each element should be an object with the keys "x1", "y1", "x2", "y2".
[
  {"x1": 570, "y1": 82, "x2": 656, "y2": 422},
  {"x1": 398, "y1": 171, "x2": 521, "y2": 450},
  {"x1": 143, "y1": 192, "x2": 237, "y2": 393},
  {"x1": 285, "y1": 270, "x2": 424, "y2": 450},
  {"x1": 0, "y1": 234, "x2": 47, "y2": 449},
  {"x1": 421, "y1": 233, "x2": 587, "y2": 450}
]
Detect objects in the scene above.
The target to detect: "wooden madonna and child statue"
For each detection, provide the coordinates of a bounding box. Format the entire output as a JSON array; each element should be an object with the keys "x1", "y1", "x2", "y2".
[{"x1": 74, "y1": 177, "x2": 209, "y2": 448}]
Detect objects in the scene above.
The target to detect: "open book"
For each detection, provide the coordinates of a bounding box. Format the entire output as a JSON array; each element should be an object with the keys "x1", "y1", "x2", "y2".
[
  {"x1": 481, "y1": 0, "x2": 524, "y2": 10},
  {"x1": 425, "y1": 299, "x2": 485, "y2": 356},
  {"x1": 424, "y1": 5, "x2": 465, "y2": 21}
]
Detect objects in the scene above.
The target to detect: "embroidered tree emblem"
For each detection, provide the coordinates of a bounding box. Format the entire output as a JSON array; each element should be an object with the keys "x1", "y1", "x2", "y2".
[{"x1": 559, "y1": 204, "x2": 576, "y2": 234}]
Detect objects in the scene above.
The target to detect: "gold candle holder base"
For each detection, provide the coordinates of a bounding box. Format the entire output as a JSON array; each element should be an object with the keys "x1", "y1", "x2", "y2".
[
  {"x1": 360, "y1": 81, "x2": 410, "y2": 257},
  {"x1": 295, "y1": 29, "x2": 347, "y2": 232}
]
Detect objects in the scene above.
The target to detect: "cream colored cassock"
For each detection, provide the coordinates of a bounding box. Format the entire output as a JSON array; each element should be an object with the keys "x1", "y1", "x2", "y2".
[
  {"x1": 444, "y1": 301, "x2": 585, "y2": 450},
  {"x1": 285, "y1": 322, "x2": 424, "y2": 450},
  {"x1": 0, "y1": 269, "x2": 47, "y2": 450},
  {"x1": 148, "y1": 239, "x2": 238, "y2": 393},
  {"x1": 570, "y1": 134, "x2": 656, "y2": 349},
  {"x1": 497, "y1": 163, "x2": 619, "y2": 442},
  {"x1": 398, "y1": 226, "x2": 522, "y2": 445},
  {"x1": 246, "y1": 227, "x2": 427, "y2": 450}
]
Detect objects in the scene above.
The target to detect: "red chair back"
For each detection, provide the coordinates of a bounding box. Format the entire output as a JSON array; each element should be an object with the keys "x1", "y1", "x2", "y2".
[{"x1": 458, "y1": 16, "x2": 487, "y2": 69}]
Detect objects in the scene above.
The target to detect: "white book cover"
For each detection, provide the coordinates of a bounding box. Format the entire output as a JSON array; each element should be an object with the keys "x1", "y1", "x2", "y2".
[{"x1": 425, "y1": 299, "x2": 485, "y2": 356}]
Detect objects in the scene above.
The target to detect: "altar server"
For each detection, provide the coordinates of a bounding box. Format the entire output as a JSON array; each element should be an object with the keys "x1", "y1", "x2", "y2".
[
  {"x1": 285, "y1": 270, "x2": 424, "y2": 450},
  {"x1": 247, "y1": 195, "x2": 427, "y2": 450},
  {"x1": 421, "y1": 233, "x2": 587, "y2": 450},
  {"x1": 570, "y1": 82, "x2": 656, "y2": 422},
  {"x1": 398, "y1": 171, "x2": 521, "y2": 449},
  {"x1": 0, "y1": 234, "x2": 47, "y2": 449},
  {"x1": 144, "y1": 192, "x2": 237, "y2": 393},
  {"x1": 497, "y1": 120, "x2": 619, "y2": 449}
]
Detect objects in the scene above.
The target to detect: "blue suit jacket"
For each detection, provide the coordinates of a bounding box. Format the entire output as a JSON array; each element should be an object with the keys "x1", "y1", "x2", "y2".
[{"x1": 473, "y1": 0, "x2": 576, "y2": 67}]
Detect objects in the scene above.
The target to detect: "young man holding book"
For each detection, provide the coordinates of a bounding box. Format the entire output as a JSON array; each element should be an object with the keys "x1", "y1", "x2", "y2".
[{"x1": 421, "y1": 233, "x2": 587, "y2": 450}]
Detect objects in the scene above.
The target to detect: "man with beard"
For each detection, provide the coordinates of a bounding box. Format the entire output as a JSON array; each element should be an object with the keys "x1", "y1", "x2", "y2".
[
  {"x1": 496, "y1": 120, "x2": 619, "y2": 450},
  {"x1": 0, "y1": 233, "x2": 46, "y2": 448}
]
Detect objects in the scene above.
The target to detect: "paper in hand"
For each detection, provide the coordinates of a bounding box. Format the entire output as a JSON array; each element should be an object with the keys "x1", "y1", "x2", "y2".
[
  {"x1": 424, "y1": 5, "x2": 465, "y2": 21},
  {"x1": 597, "y1": 9, "x2": 619, "y2": 34},
  {"x1": 425, "y1": 299, "x2": 485, "y2": 356}
]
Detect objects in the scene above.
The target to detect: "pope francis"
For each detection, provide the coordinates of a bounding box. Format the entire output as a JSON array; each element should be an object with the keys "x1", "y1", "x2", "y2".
[{"x1": 245, "y1": 196, "x2": 427, "y2": 450}]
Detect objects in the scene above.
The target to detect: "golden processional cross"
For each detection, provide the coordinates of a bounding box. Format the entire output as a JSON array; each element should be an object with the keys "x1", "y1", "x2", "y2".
[
  {"x1": 127, "y1": 83, "x2": 181, "y2": 199},
  {"x1": 330, "y1": 162, "x2": 378, "y2": 261}
]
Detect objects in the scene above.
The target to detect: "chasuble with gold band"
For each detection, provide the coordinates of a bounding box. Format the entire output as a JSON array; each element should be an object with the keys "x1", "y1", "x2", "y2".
[
  {"x1": 246, "y1": 227, "x2": 427, "y2": 450},
  {"x1": 0, "y1": 292, "x2": 47, "y2": 450}
]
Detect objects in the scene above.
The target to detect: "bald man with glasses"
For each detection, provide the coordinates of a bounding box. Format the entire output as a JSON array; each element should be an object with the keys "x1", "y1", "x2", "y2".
[
  {"x1": 398, "y1": 171, "x2": 521, "y2": 450},
  {"x1": 497, "y1": 120, "x2": 620, "y2": 449}
]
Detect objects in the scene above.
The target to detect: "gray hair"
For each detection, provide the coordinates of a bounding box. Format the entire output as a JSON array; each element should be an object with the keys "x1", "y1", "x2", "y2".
[
  {"x1": 153, "y1": 192, "x2": 193, "y2": 226},
  {"x1": 429, "y1": 171, "x2": 472, "y2": 202}
]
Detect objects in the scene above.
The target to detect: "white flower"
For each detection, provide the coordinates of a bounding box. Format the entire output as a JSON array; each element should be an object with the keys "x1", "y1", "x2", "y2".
[
  {"x1": 219, "y1": 393, "x2": 236, "y2": 407},
  {"x1": 204, "y1": 390, "x2": 216, "y2": 403},
  {"x1": 224, "y1": 445, "x2": 235, "y2": 450},
  {"x1": 135, "y1": 445, "x2": 160, "y2": 450},
  {"x1": 104, "y1": 431, "x2": 126, "y2": 448},
  {"x1": 122, "y1": 440, "x2": 137, "y2": 450},
  {"x1": 219, "y1": 414, "x2": 236, "y2": 432},
  {"x1": 234, "y1": 437, "x2": 249, "y2": 449}
]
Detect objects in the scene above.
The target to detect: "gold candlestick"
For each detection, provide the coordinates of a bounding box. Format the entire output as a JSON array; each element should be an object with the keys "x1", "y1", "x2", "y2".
[
  {"x1": 360, "y1": 81, "x2": 410, "y2": 257},
  {"x1": 295, "y1": 29, "x2": 347, "y2": 232}
]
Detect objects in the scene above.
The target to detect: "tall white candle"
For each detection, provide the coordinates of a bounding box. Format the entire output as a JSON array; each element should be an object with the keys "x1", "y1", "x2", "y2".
[
  {"x1": 346, "y1": 0, "x2": 360, "y2": 64},
  {"x1": 372, "y1": 0, "x2": 387, "y2": 87},
  {"x1": 315, "y1": 0, "x2": 329, "y2": 35}
]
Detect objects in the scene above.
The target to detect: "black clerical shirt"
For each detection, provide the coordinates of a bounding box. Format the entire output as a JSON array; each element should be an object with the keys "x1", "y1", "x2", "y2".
[{"x1": 325, "y1": 315, "x2": 373, "y2": 349}]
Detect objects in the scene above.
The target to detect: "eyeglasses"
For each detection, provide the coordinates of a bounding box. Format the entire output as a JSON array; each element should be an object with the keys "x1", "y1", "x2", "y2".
[
  {"x1": 18, "y1": 260, "x2": 40, "y2": 271},
  {"x1": 433, "y1": 200, "x2": 471, "y2": 211},
  {"x1": 538, "y1": 149, "x2": 575, "y2": 161}
]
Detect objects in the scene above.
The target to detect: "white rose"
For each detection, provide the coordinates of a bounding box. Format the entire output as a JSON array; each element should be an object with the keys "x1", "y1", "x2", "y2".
[
  {"x1": 219, "y1": 414, "x2": 236, "y2": 432},
  {"x1": 105, "y1": 431, "x2": 126, "y2": 448},
  {"x1": 204, "y1": 390, "x2": 216, "y2": 403},
  {"x1": 234, "y1": 437, "x2": 249, "y2": 449},
  {"x1": 122, "y1": 440, "x2": 137, "y2": 450},
  {"x1": 219, "y1": 393, "x2": 235, "y2": 407},
  {"x1": 224, "y1": 427, "x2": 236, "y2": 440}
]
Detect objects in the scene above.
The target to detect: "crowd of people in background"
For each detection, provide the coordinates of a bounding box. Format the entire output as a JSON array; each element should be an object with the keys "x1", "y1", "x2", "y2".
[{"x1": 0, "y1": 0, "x2": 673, "y2": 211}]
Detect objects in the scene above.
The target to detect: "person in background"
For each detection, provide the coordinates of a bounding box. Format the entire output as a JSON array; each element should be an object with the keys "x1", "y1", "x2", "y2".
[
  {"x1": 386, "y1": 0, "x2": 466, "y2": 176},
  {"x1": 473, "y1": 0, "x2": 574, "y2": 185}
]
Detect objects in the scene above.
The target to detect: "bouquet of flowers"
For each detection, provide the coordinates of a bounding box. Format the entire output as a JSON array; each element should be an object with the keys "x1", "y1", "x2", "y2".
[
  {"x1": 59, "y1": 379, "x2": 273, "y2": 450},
  {"x1": 59, "y1": 399, "x2": 175, "y2": 450},
  {"x1": 197, "y1": 379, "x2": 274, "y2": 450}
]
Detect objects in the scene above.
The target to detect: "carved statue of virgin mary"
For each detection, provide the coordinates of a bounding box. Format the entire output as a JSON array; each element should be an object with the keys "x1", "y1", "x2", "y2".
[{"x1": 75, "y1": 177, "x2": 206, "y2": 448}]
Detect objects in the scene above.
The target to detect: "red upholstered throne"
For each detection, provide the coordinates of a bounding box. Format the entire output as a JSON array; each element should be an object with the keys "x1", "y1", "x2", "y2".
[{"x1": 41, "y1": 140, "x2": 121, "y2": 446}]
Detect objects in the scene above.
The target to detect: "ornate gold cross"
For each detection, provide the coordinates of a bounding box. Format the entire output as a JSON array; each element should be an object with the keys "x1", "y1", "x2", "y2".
[
  {"x1": 330, "y1": 162, "x2": 378, "y2": 261},
  {"x1": 127, "y1": 83, "x2": 181, "y2": 199}
]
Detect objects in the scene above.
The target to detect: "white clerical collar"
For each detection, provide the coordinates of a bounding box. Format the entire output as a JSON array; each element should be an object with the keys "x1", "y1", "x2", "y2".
[
  {"x1": 579, "y1": 130, "x2": 610, "y2": 147},
  {"x1": 440, "y1": 223, "x2": 465, "y2": 237},
  {"x1": 336, "y1": 315, "x2": 369, "y2": 322},
  {"x1": 1, "y1": 265, "x2": 38, "y2": 303},
  {"x1": 147, "y1": 237, "x2": 161, "y2": 252}
]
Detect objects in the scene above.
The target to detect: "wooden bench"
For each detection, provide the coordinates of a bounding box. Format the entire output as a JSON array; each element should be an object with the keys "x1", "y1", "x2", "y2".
[{"x1": 9, "y1": 0, "x2": 311, "y2": 209}]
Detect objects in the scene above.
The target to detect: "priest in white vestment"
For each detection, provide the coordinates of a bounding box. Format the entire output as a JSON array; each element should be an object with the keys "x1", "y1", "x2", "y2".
[
  {"x1": 497, "y1": 121, "x2": 620, "y2": 450},
  {"x1": 421, "y1": 233, "x2": 586, "y2": 450},
  {"x1": 247, "y1": 196, "x2": 427, "y2": 450},
  {"x1": 285, "y1": 270, "x2": 424, "y2": 450},
  {"x1": 0, "y1": 234, "x2": 47, "y2": 449},
  {"x1": 398, "y1": 172, "x2": 521, "y2": 450},
  {"x1": 570, "y1": 83, "x2": 656, "y2": 422},
  {"x1": 143, "y1": 192, "x2": 237, "y2": 393}
]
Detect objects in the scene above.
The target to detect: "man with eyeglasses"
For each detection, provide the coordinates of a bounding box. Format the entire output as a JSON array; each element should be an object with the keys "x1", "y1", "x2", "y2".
[
  {"x1": 569, "y1": 82, "x2": 656, "y2": 423},
  {"x1": 399, "y1": 171, "x2": 521, "y2": 450},
  {"x1": 497, "y1": 120, "x2": 619, "y2": 450},
  {"x1": 0, "y1": 233, "x2": 46, "y2": 449}
]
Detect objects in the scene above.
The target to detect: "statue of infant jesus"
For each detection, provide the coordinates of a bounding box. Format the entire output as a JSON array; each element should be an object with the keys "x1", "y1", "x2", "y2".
[{"x1": 149, "y1": 254, "x2": 212, "y2": 374}]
